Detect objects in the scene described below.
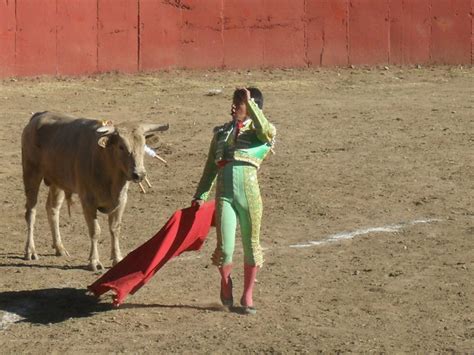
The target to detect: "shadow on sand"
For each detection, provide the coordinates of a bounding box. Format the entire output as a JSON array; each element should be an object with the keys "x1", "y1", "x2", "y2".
[
  {"x1": 0, "y1": 288, "x2": 242, "y2": 328},
  {"x1": 120, "y1": 302, "x2": 227, "y2": 313},
  {"x1": 121, "y1": 301, "x2": 250, "y2": 314},
  {"x1": 0, "y1": 262, "x2": 92, "y2": 271},
  {"x1": 0, "y1": 288, "x2": 113, "y2": 325},
  {"x1": 0, "y1": 253, "x2": 93, "y2": 271}
]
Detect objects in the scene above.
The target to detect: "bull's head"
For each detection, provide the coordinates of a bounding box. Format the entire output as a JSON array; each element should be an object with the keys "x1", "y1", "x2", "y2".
[{"x1": 96, "y1": 123, "x2": 169, "y2": 182}]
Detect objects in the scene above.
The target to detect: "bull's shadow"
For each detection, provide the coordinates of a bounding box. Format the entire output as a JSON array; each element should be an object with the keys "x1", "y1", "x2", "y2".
[
  {"x1": 0, "y1": 288, "x2": 112, "y2": 325},
  {"x1": 0, "y1": 253, "x2": 100, "y2": 271}
]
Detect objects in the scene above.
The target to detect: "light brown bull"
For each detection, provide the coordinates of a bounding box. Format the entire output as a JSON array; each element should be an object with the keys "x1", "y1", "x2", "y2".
[{"x1": 21, "y1": 111, "x2": 168, "y2": 271}]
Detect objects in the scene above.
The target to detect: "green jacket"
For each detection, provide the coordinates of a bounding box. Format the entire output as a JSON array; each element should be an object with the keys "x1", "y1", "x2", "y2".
[{"x1": 194, "y1": 99, "x2": 276, "y2": 201}]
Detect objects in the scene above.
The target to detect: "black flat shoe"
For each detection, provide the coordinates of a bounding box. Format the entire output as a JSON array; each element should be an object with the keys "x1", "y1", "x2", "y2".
[
  {"x1": 241, "y1": 305, "x2": 257, "y2": 315},
  {"x1": 240, "y1": 298, "x2": 257, "y2": 315},
  {"x1": 220, "y1": 294, "x2": 234, "y2": 307}
]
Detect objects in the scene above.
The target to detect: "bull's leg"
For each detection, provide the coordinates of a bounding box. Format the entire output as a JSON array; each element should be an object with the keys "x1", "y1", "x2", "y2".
[
  {"x1": 23, "y1": 168, "x2": 43, "y2": 261},
  {"x1": 45, "y1": 186, "x2": 69, "y2": 257},
  {"x1": 81, "y1": 203, "x2": 103, "y2": 271},
  {"x1": 108, "y1": 203, "x2": 126, "y2": 265}
]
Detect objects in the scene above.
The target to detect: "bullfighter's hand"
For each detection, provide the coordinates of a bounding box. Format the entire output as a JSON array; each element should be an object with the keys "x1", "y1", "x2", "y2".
[
  {"x1": 237, "y1": 87, "x2": 251, "y2": 103},
  {"x1": 243, "y1": 88, "x2": 251, "y2": 102},
  {"x1": 191, "y1": 199, "x2": 204, "y2": 207}
]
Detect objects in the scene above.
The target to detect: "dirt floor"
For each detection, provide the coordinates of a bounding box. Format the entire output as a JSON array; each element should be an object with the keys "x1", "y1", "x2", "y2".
[{"x1": 0, "y1": 67, "x2": 472, "y2": 353}]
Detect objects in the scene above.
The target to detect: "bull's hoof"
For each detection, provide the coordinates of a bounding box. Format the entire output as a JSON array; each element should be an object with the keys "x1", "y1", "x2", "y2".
[
  {"x1": 24, "y1": 252, "x2": 39, "y2": 261},
  {"x1": 112, "y1": 257, "x2": 123, "y2": 266},
  {"x1": 55, "y1": 247, "x2": 70, "y2": 257},
  {"x1": 89, "y1": 261, "x2": 104, "y2": 272}
]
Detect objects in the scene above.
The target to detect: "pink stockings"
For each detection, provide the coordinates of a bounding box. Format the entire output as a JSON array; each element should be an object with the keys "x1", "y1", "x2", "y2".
[
  {"x1": 218, "y1": 264, "x2": 233, "y2": 305},
  {"x1": 241, "y1": 264, "x2": 258, "y2": 308},
  {"x1": 218, "y1": 263, "x2": 259, "y2": 312}
]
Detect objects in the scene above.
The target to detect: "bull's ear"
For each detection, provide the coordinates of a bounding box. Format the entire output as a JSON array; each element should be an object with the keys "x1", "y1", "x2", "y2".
[
  {"x1": 141, "y1": 123, "x2": 169, "y2": 138},
  {"x1": 98, "y1": 136, "x2": 110, "y2": 148}
]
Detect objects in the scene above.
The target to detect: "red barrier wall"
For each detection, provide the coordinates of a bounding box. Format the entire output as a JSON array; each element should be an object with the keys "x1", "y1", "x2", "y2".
[
  {"x1": 57, "y1": 0, "x2": 98, "y2": 75},
  {"x1": 263, "y1": 0, "x2": 307, "y2": 67},
  {"x1": 306, "y1": 0, "x2": 349, "y2": 67},
  {"x1": 181, "y1": 0, "x2": 224, "y2": 68},
  {"x1": 0, "y1": 0, "x2": 472, "y2": 78},
  {"x1": 139, "y1": 0, "x2": 181, "y2": 70},
  {"x1": 390, "y1": 0, "x2": 431, "y2": 65},
  {"x1": 223, "y1": 0, "x2": 265, "y2": 68},
  {"x1": 98, "y1": 0, "x2": 138, "y2": 73},
  {"x1": 431, "y1": 0, "x2": 472, "y2": 64},
  {"x1": 349, "y1": 0, "x2": 390, "y2": 65},
  {"x1": 0, "y1": 0, "x2": 16, "y2": 77},
  {"x1": 15, "y1": 0, "x2": 57, "y2": 76}
]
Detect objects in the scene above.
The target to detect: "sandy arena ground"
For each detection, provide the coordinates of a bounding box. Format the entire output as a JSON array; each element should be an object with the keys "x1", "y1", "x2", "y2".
[{"x1": 0, "y1": 67, "x2": 472, "y2": 353}]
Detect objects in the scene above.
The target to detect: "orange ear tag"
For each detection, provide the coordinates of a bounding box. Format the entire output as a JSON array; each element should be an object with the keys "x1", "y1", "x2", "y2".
[{"x1": 101, "y1": 120, "x2": 113, "y2": 127}]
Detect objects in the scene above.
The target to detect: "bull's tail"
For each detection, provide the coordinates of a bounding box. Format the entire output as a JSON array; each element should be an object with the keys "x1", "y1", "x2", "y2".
[{"x1": 66, "y1": 191, "x2": 74, "y2": 217}]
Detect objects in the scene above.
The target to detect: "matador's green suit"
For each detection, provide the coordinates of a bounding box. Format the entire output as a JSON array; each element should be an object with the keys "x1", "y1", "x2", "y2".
[{"x1": 194, "y1": 99, "x2": 276, "y2": 267}]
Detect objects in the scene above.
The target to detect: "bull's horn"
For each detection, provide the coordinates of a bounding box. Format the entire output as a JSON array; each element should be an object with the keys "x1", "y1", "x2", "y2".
[
  {"x1": 141, "y1": 124, "x2": 169, "y2": 135},
  {"x1": 96, "y1": 125, "x2": 116, "y2": 135}
]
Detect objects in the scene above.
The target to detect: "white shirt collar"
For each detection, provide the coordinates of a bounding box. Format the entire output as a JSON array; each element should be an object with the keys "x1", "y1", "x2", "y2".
[{"x1": 235, "y1": 118, "x2": 251, "y2": 126}]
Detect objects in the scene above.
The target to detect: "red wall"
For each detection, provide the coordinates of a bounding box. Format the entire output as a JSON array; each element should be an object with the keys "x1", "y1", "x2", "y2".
[
  {"x1": 0, "y1": 0, "x2": 472, "y2": 78},
  {"x1": 0, "y1": 0, "x2": 16, "y2": 77},
  {"x1": 57, "y1": 0, "x2": 97, "y2": 75},
  {"x1": 390, "y1": 0, "x2": 431, "y2": 64}
]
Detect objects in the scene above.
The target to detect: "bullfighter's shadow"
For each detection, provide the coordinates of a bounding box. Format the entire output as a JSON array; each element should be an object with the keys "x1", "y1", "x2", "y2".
[
  {"x1": 121, "y1": 302, "x2": 247, "y2": 314},
  {"x1": 0, "y1": 288, "x2": 113, "y2": 325}
]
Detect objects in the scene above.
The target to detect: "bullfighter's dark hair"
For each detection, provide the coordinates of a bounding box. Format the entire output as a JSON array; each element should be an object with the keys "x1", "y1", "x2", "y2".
[{"x1": 233, "y1": 87, "x2": 264, "y2": 109}]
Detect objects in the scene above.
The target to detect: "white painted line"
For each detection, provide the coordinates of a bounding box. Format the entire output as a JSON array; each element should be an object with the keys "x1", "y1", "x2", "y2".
[
  {"x1": 290, "y1": 218, "x2": 441, "y2": 249},
  {"x1": 175, "y1": 254, "x2": 202, "y2": 261},
  {"x1": 288, "y1": 243, "x2": 314, "y2": 248}
]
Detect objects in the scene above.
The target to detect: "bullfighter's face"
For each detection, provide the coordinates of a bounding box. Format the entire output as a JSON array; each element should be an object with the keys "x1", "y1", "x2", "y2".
[{"x1": 231, "y1": 100, "x2": 247, "y2": 121}]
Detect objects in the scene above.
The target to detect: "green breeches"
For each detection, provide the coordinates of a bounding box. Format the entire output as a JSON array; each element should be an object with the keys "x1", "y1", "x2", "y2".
[{"x1": 211, "y1": 162, "x2": 264, "y2": 267}]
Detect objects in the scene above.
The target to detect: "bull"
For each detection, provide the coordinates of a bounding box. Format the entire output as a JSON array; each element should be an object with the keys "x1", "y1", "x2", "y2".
[{"x1": 21, "y1": 111, "x2": 169, "y2": 271}]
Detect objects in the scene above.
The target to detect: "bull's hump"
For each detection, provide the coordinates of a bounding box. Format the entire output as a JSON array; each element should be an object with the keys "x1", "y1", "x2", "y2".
[
  {"x1": 36, "y1": 111, "x2": 75, "y2": 125},
  {"x1": 31, "y1": 111, "x2": 105, "y2": 124},
  {"x1": 40, "y1": 120, "x2": 105, "y2": 150}
]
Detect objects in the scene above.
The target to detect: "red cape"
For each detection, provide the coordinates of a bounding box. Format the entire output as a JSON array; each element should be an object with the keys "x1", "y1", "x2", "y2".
[{"x1": 88, "y1": 200, "x2": 215, "y2": 306}]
